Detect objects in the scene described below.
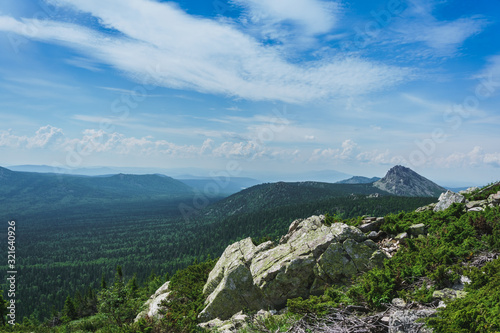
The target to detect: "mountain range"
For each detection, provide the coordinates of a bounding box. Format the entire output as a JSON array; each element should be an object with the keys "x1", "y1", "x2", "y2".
[
  {"x1": 0, "y1": 164, "x2": 449, "y2": 322},
  {"x1": 0, "y1": 165, "x2": 446, "y2": 216}
]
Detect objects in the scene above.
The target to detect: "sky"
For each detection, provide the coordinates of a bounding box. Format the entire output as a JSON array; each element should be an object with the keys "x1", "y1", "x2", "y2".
[{"x1": 0, "y1": 0, "x2": 499, "y2": 185}]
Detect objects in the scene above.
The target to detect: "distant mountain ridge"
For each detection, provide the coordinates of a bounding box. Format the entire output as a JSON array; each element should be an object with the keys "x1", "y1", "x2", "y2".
[
  {"x1": 373, "y1": 165, "x2": 445, "y2": 197},
  {"x1": 0, "y1": 166, "x2": 196, "y2": 218},
  {"x1": 203, "y1": 181, "x2": 391, "y2": 219},
  {"x1": 336, "y1": 176, "x2": 381, "y2": 184},
  {"x1": 179, "y1": 177, "x2": 261, "y2": 195}
]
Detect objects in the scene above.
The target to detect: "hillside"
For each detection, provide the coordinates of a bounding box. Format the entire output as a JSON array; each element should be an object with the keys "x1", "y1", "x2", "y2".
[
  {"x1": 336, "y1": 176, "x2": 381, "y2": 184},
  {"x1": 374, "y1": 165, "x2": 445, "y2": 197},
  {"x1": 203, "y1": 181, "x2": 391, "y2": 219},
  {"x1": 178, "y1": 177, "x2": 261, "y2": 195},
  {"x1": 0, "y1": 167, "x2": 196, "y2": 218}
]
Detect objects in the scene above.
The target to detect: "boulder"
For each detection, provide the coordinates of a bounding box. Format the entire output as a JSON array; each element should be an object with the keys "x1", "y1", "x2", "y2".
[
  {"x1": 488, "y1": 191, "x2": 500, "y2": 204},
  {"x1": 432, "y1": 288, "x2": 467, "y2": 302},
  {"x1": 408, "y1": 223, "x2": 426, "y2": 236},
  {"x1": 200, "y1": 215, "x2": 388, "y2": 321},
  {"x1": 135, "y1": 281, "x2": 171, "y2": 322},
  {"x1": 198, "y1": 311, "x2": 249, "y2": 333},
  {"x1": 415, "y1": 203, "x2": 436, "y2": 212},
  {"x1": 395, "y1": 232, "x2": 408, "y2": 240},
  {"x1": 434, "y1": 191, "x2": 465, "y2": 212},
  {"x1": 389, "y1": 309, "x2": 436, "y2": 333},
  {"x1": 466, "y1": 200, "x2": 488, "y2": 209},
  {"x1": 391, "y1": 298, "x2": 407, "y2": 308},
  {"x1": 459, "y1": 187, "x2": 479, "y2": 195},
  {"x1": 358, "y1": 217, "x2": 384, "y2": 233}
]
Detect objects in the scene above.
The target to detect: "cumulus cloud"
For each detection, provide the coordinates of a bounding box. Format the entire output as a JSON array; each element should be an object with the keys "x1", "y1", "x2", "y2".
[
  {"x1": 27, "y1": 125, "x2": 66, "y2": 148},
  {"x1": 212, "y1": 141, "x2": 263, "y2": 158},
  {"x1": 437, "y1": 146, "x2": 500, "y2": 168},
  {"x1": 0, "y1": 0, "x2": 409, "y2": 103},
  {"x1": 0, "y1": 125, "x2": 65, "y2": 149},
  {"x1": 310, "y1": 139, "x2": 358, "y2": 161},
  {"x1": 356, "y1": 149, "x2": 391, "y2": 164},
  {"x1": 0, "y1": 126, "x2": 289, "y2": 161}
]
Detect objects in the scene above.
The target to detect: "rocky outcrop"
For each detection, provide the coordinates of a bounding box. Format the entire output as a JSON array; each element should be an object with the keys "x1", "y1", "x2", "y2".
[
  {"x1": 199, "y1": 215, "x2": 388, "y2": 321},
  {"x1": 434, "y1": 190, "x2": 465, "y2": 211},
  {"x1": 135, "y1": 281, "x2": 171, "y2": 322},
  {"x1": 388, "y1": 309, "x2": 436, "y2": 333},
  {"x1": 373, "y1": 165, "x2": 445, "y2": 197},
  {"x1": 429, "y1": 188, "x2": 500, "y2": 213},
  {"x1": 459, "y1": 187, "x2": 479, "y2": 195}
]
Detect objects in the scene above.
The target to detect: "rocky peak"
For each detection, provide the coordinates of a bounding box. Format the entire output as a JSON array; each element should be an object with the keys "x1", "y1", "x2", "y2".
[{"x1": 373, "y1": 165, "x2": 445, "y2": 197}]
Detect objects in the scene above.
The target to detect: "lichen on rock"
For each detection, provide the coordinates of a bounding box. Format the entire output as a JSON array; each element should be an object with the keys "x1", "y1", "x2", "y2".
[{"x1": 199, "y1": 215, "x2": 389, "y2": 322}]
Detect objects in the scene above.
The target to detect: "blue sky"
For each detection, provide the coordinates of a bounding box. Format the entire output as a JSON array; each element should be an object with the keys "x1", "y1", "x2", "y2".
[{"x1": 0, "y1": 0, "x2": 499, "y2": 185}]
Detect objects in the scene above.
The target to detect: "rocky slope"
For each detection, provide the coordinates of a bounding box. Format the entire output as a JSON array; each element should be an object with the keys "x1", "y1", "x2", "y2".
[
  {"x1": 373, "y1": 165, "x2": 445, "y2": 197},
  {"x1": 135, "y1": 185, "x2": 500, "y2": 332}
]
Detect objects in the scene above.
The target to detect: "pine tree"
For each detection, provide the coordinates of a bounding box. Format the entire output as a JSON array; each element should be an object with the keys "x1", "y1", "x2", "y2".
[
  {"x1": 63, "y1": 295, "x2": 77, "y2": 321},
  {"x1": 101, "y1": 273, "x2": 107, "y2": 290},
  {"x1": 126, "y1": 274, "x2": 139, "y2": 296},
  {"x1": 116, "y1": 265, "x2": 123, "y2": 280},
  {"x1": 73, "y1": 290, "x2": 83, "y2": 317}
]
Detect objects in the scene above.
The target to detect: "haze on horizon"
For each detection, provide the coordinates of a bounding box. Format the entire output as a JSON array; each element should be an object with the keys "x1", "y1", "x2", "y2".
[{"x1": 0, "y1": 0, "x2": 499, "y2": 186}]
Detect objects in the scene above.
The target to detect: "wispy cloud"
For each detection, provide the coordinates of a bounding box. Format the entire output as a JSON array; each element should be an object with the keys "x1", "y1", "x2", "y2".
[
  {"x1": 0, "y1": 0, "x2": 409, "y2": 103},
  {"x1": 389, "y1": 0, "x2": 489, "y2": 57},
  {"x1": 230, "y1": 0, "x2": 340, "y2": 47}
]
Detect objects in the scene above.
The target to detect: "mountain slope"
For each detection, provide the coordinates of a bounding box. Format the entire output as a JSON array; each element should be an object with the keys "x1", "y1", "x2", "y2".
[
  {"x1": 0, "y1": 166, "x2": 196, "y2": 217},
  {"x1": 203, "y1": 181, "x2": 391, "y2": 218},
  {"x1": 179, "y1": 177, "x2": 261, "y2": 195},
  {"x1": 373, "y1": 165, "x2": 445, "y2": 197},
  {"x1": 336, "y1": 176, "x2": 381, "y2": 184}
]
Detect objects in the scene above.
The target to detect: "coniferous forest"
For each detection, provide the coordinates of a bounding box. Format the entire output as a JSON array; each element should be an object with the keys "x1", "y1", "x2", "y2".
[{"x1": 0, "y1": 171, "x2": 435, "y2": 323}]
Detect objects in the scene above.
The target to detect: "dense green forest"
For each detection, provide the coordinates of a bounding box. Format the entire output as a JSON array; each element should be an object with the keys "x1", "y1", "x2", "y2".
[
  {"x1": 0, "y1": 174, "x2": 433, "y2": 322},
  {"x1": 0, "y1": 183, "x2": 498, "y2": 332}
]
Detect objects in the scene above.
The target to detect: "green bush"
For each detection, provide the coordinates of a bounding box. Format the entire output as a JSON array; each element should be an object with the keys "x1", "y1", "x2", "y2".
[
  {"x1": 158, "y1": 257, "x2": 217, "y2": 332},
  {"x1": 427, "y1": 259, "x2": 500, "y2": 332}
]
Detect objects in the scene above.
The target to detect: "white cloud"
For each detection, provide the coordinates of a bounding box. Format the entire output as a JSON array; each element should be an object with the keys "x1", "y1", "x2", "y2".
[
  {"x1": 212, "y1": 141, "x2": 263, "y2": 158},
  {"x1": 475, "y1": 55, "x2": 500, "y2": 96},
  {"x1": 437, "y1": 146, "x2": 500, "y2": 168},
  {"x1": 27, "y1": 125, "x2": 65, "y2": 148},
  {"x1": 0, "y1": 125, "x2": 65, "y2": 149},
  {"x1": 0, "y1": 0, "x2": 409, "y2": 103},
  {"x1": 231, "y1": 0, "x2": 339, "y2": 45},
  {"x1": 389, "y1": 1, "x2": 489, "y2": 57},
  {"x1": 484, "y1": 152, "x2": 500, "y2": 168},
  {"x1": 309, "y1": 139, "x2": 358, "y2": 161},
  {"x1": 356, "y1": 149, "x2": 391, "y2": 164}
]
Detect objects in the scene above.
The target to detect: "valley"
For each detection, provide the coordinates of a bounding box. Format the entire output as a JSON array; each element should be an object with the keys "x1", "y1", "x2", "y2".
[{"x1": 0, "y1": 165, "x2": 438, "y2": 322}]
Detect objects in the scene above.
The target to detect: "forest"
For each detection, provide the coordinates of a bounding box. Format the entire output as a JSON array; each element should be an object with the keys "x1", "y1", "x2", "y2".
[
  {"x1": 0, "y1": 183, "x2": 498, "y2": 332},
  {"x1": 0, "y1": 173, "x2": 434, "y2": 322}
]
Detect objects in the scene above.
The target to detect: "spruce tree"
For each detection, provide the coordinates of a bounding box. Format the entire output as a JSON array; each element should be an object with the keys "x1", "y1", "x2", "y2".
[{"x1": 63, "y1": 295, "x2": 77, "y2": 321}]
